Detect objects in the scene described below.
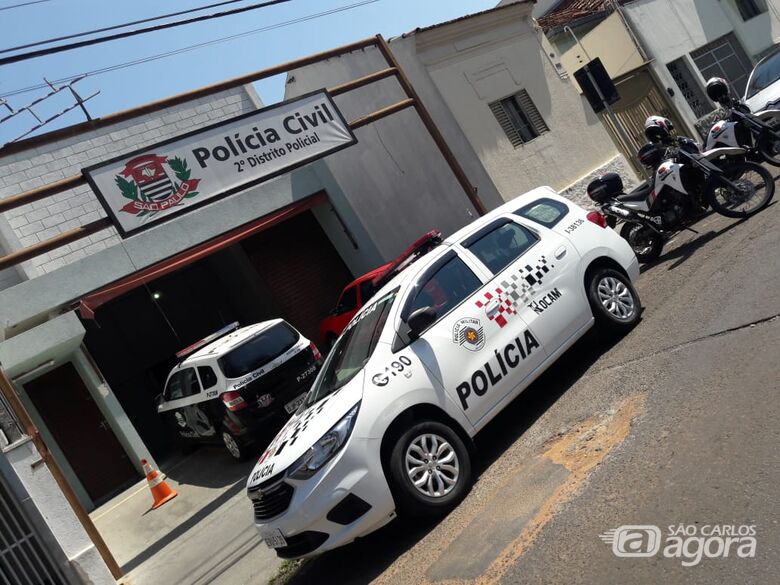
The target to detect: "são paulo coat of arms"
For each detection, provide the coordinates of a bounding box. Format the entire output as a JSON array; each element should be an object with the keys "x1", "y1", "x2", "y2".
[{"x1": 114, "y1": 154, "x2": 201, "y2": 218}]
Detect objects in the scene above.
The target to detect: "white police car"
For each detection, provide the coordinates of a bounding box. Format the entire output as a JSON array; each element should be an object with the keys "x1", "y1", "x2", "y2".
[{"x1": 246, "y1": 187, "x2": 641, "y2": 558}]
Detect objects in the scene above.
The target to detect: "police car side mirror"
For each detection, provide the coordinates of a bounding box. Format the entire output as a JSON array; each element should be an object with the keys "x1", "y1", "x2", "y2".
[{"x1": 407, "y1": 306, "x2": 437, "y2": 340}]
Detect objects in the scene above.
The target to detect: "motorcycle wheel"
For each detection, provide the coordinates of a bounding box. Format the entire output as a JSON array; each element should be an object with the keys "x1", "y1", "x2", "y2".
[
  {"x1": 707, "y1": 162, "x2": 774, "y2": 218},
  {"x1": 620, "y1": 222, "x2": 663, "y2": 263},
  {"x1": 758, "y1": 133, "x2": 780, "y2": 166}
]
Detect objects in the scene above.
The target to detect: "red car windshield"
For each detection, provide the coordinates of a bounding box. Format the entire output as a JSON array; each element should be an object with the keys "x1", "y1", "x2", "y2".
[{"x1": 306, "y1": 289, "x2": 397, "y2": 406}]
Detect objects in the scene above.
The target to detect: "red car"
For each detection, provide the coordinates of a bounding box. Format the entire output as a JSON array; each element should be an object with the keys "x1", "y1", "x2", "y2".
[{"x1": 318, "y1": 230, "x2": 441, "y2": 347}]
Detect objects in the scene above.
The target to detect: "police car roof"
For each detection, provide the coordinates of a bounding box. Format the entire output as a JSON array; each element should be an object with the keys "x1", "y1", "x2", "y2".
[
  {"x1": 364, "y1": 186, "x2": 560, "y2": 305},
  {"x1": 179, "y1": 319, "x2": 285, "y2": 365}
]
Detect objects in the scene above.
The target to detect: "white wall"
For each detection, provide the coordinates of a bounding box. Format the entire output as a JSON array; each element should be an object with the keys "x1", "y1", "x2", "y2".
[
  {"x1": 416, "y1": 4, "x2": 627, "y2": 198},
  {"x1": 285, "y1": 39, "x2": 505, "y2": 263},
  {"x1": 722, "y1": 0, "x2": 780, "y2": 57}
]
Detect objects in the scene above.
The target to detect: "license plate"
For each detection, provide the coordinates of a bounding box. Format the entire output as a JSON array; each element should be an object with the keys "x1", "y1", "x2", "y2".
[
  {"x1": 284, "y1": 394, "x2": 306, "y2": 414},
  {"x1": 260, "y1": 528, "x2": 287, "y2": 549}
]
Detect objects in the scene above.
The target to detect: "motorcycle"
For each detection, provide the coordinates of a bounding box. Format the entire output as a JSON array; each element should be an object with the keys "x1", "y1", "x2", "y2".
[
  {"x1": 588, "y1": 137, "x2": 775, "y2": 263},
  {"x1": 704, "y1": 76, "x2": 780, "y2": 166}
]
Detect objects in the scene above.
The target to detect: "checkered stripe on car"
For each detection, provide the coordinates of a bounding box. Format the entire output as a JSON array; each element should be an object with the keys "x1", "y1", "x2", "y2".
[
  {"x1": 474, "y1": 256, "x2": 554, "y2": 328},
  {"x1": 475, "y1": 288, "x2": 517, "y2": 327}
]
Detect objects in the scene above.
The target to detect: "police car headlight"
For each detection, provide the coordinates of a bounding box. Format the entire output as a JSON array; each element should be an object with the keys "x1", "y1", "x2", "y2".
[{"x1": 288, "y1": 403, "x2": 360, "y2": 480}]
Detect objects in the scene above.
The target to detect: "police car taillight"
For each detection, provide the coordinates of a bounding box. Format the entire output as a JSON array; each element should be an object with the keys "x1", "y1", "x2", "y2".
[
  {"x1": 586, "y1": 211, "x2": 608, "y2": 228},
  {"x1": 222, "y1": 391, "x2": 247, "y2": 411},
  {"x1": 310, "y1": 342, "x2": 322, "y2": 361}
]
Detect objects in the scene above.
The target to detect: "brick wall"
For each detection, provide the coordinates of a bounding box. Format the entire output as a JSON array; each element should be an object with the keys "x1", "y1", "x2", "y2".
[{"x1": 0, "y1": 86, "x2": 260, "y2": 285}]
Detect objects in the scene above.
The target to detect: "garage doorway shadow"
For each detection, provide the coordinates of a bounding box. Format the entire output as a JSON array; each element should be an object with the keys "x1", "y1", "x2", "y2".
[
  {"x1": 281, "y1": 327, "x2": 626, "y2": 585},
  {"x1": 161, "y1": 443, "x2": 266, "y2": 489}
]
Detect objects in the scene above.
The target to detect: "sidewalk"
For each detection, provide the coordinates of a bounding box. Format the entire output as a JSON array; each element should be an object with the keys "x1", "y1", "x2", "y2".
[{"x1": 91, "y1": 447, "x2": 281, "y2": 585}]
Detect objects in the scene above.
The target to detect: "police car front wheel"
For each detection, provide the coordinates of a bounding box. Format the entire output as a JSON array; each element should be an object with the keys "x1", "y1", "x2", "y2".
[{"x1": 389, "y1": 421, "x2": 472, "y2": 516}]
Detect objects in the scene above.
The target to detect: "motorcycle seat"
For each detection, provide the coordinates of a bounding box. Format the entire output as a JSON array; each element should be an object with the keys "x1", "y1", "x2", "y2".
[{"x1": 617, "y1": 182, "x2": 652, "y2": 203}]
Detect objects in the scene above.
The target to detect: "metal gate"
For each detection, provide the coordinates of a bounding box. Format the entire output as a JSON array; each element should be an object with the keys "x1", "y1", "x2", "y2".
[
  {"x1": 0, "y1": 469, "x2": 68, "y2": 585},
  {"x1": 600, "y1": 66, "x2": 686, "y2": 174}
]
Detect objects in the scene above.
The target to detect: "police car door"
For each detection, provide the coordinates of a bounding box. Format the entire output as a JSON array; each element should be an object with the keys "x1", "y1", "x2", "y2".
[
  {"x1": 400, "y1": 248, "x2": 542, "y2": 427},
  {"x1": 158, "y1": 368, "x2": 215, "y2": 439},
  {"x1": 463, "y1": 215, "x2": 589, "y2": 356}
]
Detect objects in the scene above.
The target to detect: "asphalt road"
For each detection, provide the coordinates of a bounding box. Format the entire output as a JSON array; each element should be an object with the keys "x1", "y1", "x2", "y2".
[{"x1": 279, "y1": 199, "x2": 779, "y2": 584}]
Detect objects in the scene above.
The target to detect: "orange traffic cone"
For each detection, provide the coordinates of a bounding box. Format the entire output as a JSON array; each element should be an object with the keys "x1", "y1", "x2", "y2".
[{"x1": 142, "y1": 459, "x2": 177, "y2": 510}]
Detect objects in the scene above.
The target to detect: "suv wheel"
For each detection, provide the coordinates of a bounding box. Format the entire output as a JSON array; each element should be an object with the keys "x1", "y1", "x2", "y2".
[
  {"x1": 222, "y1": 430, "x2": 248, "y2": 461},
  {"x1": 388, "y1": 421, "x2": 472, "y2": 516},
  {"x1": 587, "y1": 267, "x2": 641, "y2": 333}
]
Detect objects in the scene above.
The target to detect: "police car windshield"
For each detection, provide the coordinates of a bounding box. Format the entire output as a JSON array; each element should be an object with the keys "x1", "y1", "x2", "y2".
[
  {"x1": 306, "y1": 289, "x2": 397, "y2": 407},
  {"x1": 219, "y1": 322, "x2": 299, "y2": 379}
]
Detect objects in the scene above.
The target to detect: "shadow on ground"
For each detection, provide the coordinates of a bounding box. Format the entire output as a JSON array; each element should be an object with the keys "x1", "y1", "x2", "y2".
[
  {"x1": 281, "y1": 328, "x2": 625, "y2": 585},
  {"x1": 118, "y1": 445, "x2": 268, "y2": 573}
]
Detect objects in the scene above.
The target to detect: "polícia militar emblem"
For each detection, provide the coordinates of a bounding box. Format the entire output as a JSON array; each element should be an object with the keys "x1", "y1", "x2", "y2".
[{"x1": 452, "y1": 317, "x2": 485, "y2": 351}]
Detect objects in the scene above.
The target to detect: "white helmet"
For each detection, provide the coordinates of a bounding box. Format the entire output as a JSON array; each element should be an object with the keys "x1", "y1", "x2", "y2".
[{"x1": 644, "y1": 115, "x2": 675, "y2": 143}]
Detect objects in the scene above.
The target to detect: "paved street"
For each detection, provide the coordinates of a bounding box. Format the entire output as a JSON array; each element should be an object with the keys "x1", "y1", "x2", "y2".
[{"x1": 277, "y1": 199, "x2": 780, "y2": 584}]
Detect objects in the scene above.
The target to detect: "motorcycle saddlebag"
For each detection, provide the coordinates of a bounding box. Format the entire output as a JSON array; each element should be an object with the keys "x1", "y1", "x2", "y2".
[{"x1": 586, "y1": 172, "x2": 623, "y2": 203}]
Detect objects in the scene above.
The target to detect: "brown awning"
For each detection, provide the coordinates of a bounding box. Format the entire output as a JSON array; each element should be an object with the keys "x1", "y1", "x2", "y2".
[{"x1": 79, "y1": 192, "x2": 327, "y2": 319}]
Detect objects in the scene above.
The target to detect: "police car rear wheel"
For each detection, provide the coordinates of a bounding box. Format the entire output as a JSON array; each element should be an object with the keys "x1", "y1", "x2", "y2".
[
  {"x1": 222, "y1": 430, "x2": 247, "y2": 461},
  {"x1": 587, "y1": 268, "x2": 641, "y2": 332},
  {"x1": 389, "y1": 421, "x2": 471, "y2": 516}
]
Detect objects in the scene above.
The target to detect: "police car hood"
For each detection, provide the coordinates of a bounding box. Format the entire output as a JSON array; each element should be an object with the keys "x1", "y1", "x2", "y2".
[{"x1": 246, "y1": 373, "x2": 363, "y2": 489}]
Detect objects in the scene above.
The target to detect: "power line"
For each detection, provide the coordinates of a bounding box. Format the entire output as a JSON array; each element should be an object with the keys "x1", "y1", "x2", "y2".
[
  {"x1": 0, "y1": 0, "x2": 381, "y2": 99},
  {"x1": 0, "y1": 0, "x2": 53, "y2": 11},
  {"x1": 0, "y1": 0, "x2": 295, "y2": 66},
  {"x1": 2, "y1": 0, "x2": 256, "y2": 54}
]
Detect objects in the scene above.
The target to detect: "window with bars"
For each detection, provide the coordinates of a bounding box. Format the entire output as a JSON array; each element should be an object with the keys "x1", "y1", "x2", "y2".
[
  {"x1": 691, "y1": 33, "x2": 753, "y2": 96},
  {"x1": 667, "y1": 57, "x2": 713, "y2": 118},
  {"x1": 489, "y1": 90, "x2": 549, "y2": 147},
  {"x1": 734, "y1": 0, "x2": 767, "y2": 20}
]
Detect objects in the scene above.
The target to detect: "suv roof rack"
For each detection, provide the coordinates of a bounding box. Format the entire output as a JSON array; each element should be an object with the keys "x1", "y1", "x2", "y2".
[
  {"x1": 372, "y1": 230, "x2": 442, "y2": 292},
  {"x1": 175, "y1": 321, "x2": 241, "y2": 360}
]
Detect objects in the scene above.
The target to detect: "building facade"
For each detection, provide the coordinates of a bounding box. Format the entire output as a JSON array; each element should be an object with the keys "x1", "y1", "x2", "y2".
[
  {"x1": 540, "y1": 0, "x2": 780, "y2": 143},
  {"x1": 286, "y1": 1, "x2": 637, "y2": 209}
]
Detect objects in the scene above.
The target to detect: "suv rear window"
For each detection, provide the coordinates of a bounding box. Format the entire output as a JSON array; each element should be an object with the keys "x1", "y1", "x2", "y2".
[
  {"x1": 515, "y1": 197, "x2": 569, "y2": 228},
  {"x1": 219, "y1": 322, "x2": 299, "y2": 379}
]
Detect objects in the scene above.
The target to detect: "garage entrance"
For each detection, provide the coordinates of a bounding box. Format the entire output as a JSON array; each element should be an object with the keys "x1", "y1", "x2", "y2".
[
  {"x1": 82, "y1": 197, "x2": 354, "y2": 465},
  {"x1": 241, "y1": 211, "x2": 353, "y2": 343}
]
